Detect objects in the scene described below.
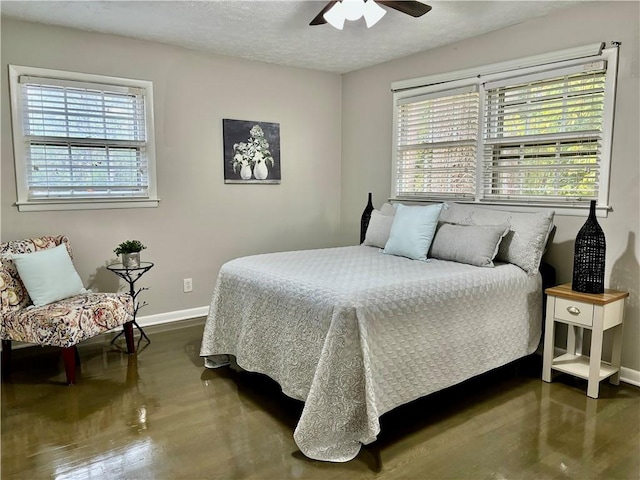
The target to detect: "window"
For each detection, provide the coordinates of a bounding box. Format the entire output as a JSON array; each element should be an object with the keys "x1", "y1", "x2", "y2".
[
  {"x1": 9, "y1": 66, "x2": 159, "y2": 211},
  {"x1": 392, "y1": 43, "x2": 618, "y2": 215},
  {"x1": 395, "y1": 86, "x2": 479, "y2": 199},
  {"x1": 483, "y1": 66, "x2": 606, "y2": 202}
]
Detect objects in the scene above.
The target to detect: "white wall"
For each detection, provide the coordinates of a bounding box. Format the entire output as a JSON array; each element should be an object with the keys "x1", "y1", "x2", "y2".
[
  {"x1": 341, "y1": 1, "x2": 640, "y2": 372},
  {"x1": 1, "y1": 18, "x2": 343, "y2": 316}
]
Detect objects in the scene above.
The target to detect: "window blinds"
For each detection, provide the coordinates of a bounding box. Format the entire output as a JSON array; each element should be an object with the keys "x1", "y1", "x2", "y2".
[
  {"x1": 395, "y1": 86, "x2": 479, "y2": 198},
  {"x1": 19, "y1": 76, "x2": 149, "y2": 199},
  {"x1": 483, "y1": 65, "x2": 606, "y2": 202}
]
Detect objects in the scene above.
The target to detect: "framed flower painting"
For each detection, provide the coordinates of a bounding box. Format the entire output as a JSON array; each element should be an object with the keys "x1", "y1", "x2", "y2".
[{"x1": 223, "y1": 119, "x2": 281, "y2": 184}]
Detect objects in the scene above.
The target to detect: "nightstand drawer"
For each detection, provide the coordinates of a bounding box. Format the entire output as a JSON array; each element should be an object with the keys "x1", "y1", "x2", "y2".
[{"x1": 555, "y1": 298, "x2": 594, "y2": 326}]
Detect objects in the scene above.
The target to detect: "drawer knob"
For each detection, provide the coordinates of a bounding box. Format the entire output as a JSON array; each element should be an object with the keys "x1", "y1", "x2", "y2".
[{"x1": 567, "y1": 306, "x2": 581, "y2": 315}]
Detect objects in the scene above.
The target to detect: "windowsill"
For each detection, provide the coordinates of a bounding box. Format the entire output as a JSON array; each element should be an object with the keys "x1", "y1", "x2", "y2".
[
  {"x1": 15, "y1": 198, "x2": 160, "y2": 212},
  {"x1": 388, "y1": 198, "x2": 611, "y2": 218}
]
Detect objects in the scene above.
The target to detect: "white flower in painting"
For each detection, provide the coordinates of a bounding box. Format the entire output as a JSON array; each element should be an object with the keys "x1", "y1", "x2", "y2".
[
  {"x1": 232, "y1": 153, "x2": 244, "y2": 173},
  {"x1": 250, "y1": 125, "x2": 264, "y2": 138}
]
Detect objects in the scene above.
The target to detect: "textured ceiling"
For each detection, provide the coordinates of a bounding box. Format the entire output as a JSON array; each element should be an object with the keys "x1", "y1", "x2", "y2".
[{"x1": 1, "y1": 0, "x2": 580, "y2": 74}]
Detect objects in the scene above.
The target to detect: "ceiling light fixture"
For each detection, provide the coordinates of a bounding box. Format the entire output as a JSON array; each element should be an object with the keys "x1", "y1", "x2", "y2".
[
  {"x1": 324, "y1": 1, "x2": 347, "y2": 30},
  {"x1": 323, "y1": 0, "x2": 387, "y2": 30},
  {"x1": 310, "y1": 1, "x2": 431, "y2": 28},
  {"x1": 362, "y1": 0, "x2": 387, "y2": 27}
]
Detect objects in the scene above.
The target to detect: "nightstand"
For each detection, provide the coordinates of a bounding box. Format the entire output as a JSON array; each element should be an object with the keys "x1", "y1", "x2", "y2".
[{"x1": 542, "y1": 283, "x2": 628, "y2": 398}]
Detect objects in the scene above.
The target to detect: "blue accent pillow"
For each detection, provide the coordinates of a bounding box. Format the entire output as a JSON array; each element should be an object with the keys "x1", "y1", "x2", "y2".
[
  {"x1": 383, "y1": 203, "x2": 444, "y2": 261},
  {"x1": 12, "y1": 244, "x2": 86, "y2": 307}
]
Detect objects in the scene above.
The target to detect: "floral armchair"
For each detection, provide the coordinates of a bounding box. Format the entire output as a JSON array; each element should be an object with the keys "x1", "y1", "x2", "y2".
[{"x1": 1, "y1": 235, "x2": 135, "y2": 385}]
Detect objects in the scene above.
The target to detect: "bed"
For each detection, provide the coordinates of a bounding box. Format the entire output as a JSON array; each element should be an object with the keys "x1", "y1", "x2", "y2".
[{"x1": 200, "y1": 202, "x2": 555, "y2": 462}]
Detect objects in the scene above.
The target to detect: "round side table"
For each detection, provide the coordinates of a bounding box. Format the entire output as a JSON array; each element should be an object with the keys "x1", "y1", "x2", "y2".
[{"x1": 107, "y1": 262, "x2": 154, "y2": 346}]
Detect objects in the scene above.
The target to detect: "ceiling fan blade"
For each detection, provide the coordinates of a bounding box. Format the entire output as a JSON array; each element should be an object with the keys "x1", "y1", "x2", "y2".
[
  {"x1": 310, "y1": 1, "x2": 338, "y2": 25},
  {"x1": 377, "y1": 1, "x2": 432, "y2": 17}
]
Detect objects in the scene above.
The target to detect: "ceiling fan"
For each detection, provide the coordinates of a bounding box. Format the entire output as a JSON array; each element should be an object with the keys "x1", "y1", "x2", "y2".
[{"x1": 310, "y1": 1, "x2": 432, "y2": 29}]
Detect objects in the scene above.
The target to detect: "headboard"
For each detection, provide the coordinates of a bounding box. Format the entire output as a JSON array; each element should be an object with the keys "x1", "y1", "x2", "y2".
[{"x1": 358, "y1": 196, "x2": 556, "y2": 291}]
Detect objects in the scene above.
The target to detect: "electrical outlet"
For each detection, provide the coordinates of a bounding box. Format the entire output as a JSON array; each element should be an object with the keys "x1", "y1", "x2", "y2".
[{"x1": 183, "y1": 278, "x2": 193, "y2": 293}]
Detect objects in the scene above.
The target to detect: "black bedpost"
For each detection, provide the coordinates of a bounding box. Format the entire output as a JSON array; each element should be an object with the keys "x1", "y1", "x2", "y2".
[{"x1": 360, "y1": 192, "x2": 374, "y2": 244}]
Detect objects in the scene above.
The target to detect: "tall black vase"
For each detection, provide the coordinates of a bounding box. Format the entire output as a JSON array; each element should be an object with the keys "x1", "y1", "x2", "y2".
[
  {"x1": 572, "y1": 200, "x2": 606, "y2": 294},
  {"x1": 360, "y1": 192, "x2": 374, "y2": 244}
]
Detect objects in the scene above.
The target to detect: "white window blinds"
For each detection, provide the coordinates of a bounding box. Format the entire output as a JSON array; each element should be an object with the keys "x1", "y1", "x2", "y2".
[
  {"x1": 19, "y1": 75, "x2": 149, "y2": 199},
  {"x1": 483, "y1": 64, "x2": 606, "y2": 202},
  {"x1": 395, "y1": 86, "x2": 479, "y2": 198},
  {"x1": 391, "y1": 45, "x2": 618, "y2": 213}
]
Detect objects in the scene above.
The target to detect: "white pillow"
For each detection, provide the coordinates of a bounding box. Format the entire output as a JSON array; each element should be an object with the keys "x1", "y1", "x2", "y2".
[
  {"x1": 363, "y1": 209, "x2": 395, "y2": 248},
  {"x1": 12, "y1": 244, "x2": 86, "y2": 306},
  {"x1": 383, "y1": 203, "x2": 443, "y2": 261}
]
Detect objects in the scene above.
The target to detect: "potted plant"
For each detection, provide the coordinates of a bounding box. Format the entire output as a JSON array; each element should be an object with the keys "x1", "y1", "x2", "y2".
[{"x1": 114, "y1": 240, "x2": 147, "y2": 268}]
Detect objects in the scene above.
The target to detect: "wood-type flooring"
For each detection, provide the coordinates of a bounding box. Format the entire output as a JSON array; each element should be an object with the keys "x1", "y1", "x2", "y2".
[{"x1": 2, "y1": 320, "x2": 639, "y2": 479}]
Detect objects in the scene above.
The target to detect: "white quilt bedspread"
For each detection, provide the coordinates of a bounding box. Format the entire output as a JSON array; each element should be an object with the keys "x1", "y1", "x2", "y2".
[{"x1": 200, "y1": 246, "x2": 542, "y2": 462}]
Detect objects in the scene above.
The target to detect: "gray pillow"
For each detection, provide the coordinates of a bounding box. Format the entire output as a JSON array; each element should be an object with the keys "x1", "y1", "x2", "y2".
[
  {"x1": 379, "y1": 203, "x2": 396, "y2": 216},
  {"x1": 439, "y1": 203, "x2": 555, "y2": 274},
  {"x1": 430, "y1": 223, "x2": 510, "y2": 267},
  {"x1": 363, "y1": 210, "x2": 395, "y2": 248}
]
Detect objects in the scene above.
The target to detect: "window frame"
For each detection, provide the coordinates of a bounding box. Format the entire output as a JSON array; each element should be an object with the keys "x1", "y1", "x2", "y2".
[
  {"x1": 8, "y1": 65, "x2": 159, "y2": 212},
  {"x1": 391, "y1": 43, "x2": 618, "y2": 217}
]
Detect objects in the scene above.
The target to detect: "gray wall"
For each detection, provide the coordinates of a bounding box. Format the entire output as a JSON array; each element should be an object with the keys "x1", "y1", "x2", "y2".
[
  {"x1": 2, "y1": 3, "x2": 639, "y2": 374},
  {"x1": 341, "y1": 1, "x2": 640, "y2": 372},
  {"x1": 1, "y1": 18, "x2": 343, "y2": 316}
]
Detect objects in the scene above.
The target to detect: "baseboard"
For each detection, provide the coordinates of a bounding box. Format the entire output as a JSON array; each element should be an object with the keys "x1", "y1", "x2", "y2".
[
  {"x1": 620, "y1": 367, "x2": 640, "y2": 387},
  {"x1": 136, "y1": 306, "x2": 209, "y2": 328},
  {"x1": 4, "y1": 306, "x2": 210, "y2": 351}
]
